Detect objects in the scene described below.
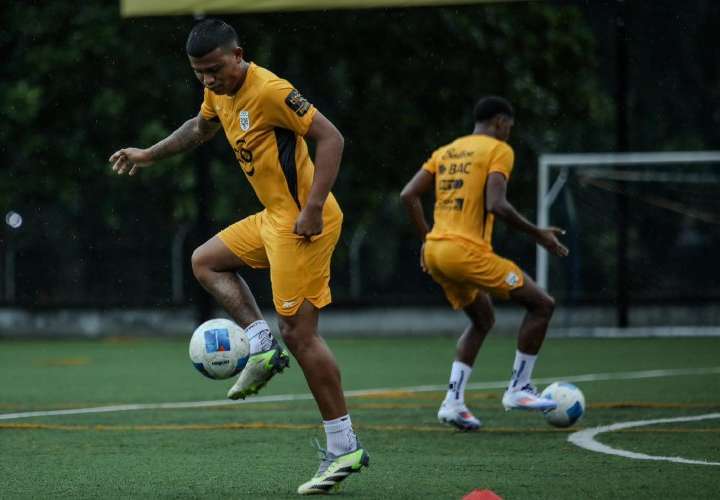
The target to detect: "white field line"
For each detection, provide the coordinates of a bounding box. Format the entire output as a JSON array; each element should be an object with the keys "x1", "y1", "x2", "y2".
[
  {"x1": 568, "y1": 413, "x2": 720, "y2": 466},
  {"x1": 1, "y1": 366, "x2": 719, "y2": 421}
]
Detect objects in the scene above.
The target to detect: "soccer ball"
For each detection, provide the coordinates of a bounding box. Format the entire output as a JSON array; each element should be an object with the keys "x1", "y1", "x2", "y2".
[
  {"x1": 540, "y1": 382, "x2": 586, "y2": 428},
  {"x1": 189, "y1": 318, "x2": 250, "y2": 380}
]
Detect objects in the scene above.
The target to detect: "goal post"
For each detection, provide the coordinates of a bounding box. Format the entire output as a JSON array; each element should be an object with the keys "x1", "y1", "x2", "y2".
[{"x1": 536, "y1": 151, "x2": 720, "y2": 336}]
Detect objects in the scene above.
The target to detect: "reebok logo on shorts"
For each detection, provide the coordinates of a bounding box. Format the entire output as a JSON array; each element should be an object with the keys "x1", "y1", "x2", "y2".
[
  {"x1": 282, "y1": 300, "x2": 297, "y2": 309},
  {"x1": 505, "y1": 272, "x2": 520, "y2": 287}
]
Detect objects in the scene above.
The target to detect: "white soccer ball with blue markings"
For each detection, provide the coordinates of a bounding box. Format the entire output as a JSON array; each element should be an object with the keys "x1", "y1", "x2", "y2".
[
  {"x1": 540, "y1": 382, "x2": 586, "y2": 428},
  {"x1": 189, "y1": 319, "x2": 250, "y2": 380}
]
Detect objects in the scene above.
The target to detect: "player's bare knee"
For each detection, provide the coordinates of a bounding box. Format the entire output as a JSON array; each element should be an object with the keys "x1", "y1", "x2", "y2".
[
  {"x1": 280, "y1": 321, "x2": 319, "y2": 357},
  {"x1": 484, "y1": 314, "x2": 496, "y2": 332},
  {"x1": 190, "y1": 247, "x2": 211, "y2": 283},
  {"x1": 524, "y1": 292, "x2": 555, "y2": 319},
  {"x1": 278, "y1": 320, "x2": 301, "y2": 353},
  {"x1": 465, "y1": 297, "x2": 494, "y2": 332},
  {"x1": 470, "y1": 312, "x2": 494, "y2": 333},
  {"x1": 537, "y1": 294, "x2": 556, "y2": 318}
]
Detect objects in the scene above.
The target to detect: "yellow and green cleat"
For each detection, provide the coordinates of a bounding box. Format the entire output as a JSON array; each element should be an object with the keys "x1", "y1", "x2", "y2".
[
  {"x1": 297, "y1": 442, "x2": 370, "y2": 495},
  {"x1": 226, "y1": 342, "x2": 289, "y2": 400}
]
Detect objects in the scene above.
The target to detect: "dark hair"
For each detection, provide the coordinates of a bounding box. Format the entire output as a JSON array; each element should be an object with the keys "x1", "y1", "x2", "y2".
[
  {"x1": 473, "y1": 96, "x2": 514, "y2": 123},
  {"x1": 186, "y1": 19, "x2": 238, "y2": 57}
]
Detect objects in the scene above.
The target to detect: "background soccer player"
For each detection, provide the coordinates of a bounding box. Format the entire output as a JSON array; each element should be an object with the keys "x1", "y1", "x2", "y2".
[
  {"x1": 109, "y1": 19, "x2": 368, "y2": 494},
  {"x1": 400, "y1": 96, "x2": 569, "y2": 430}
]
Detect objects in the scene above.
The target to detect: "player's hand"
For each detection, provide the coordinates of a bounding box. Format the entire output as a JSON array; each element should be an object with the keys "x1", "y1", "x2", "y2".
[
  {"x1": 293, "y1": 205, "x2": 323, "y2": 241},
  {"x1": 537, "y1": 227, "x2": 569, "y2": 257},
  {"x1": 108, "y1": 148, "x2": 154, "y2": 176}
]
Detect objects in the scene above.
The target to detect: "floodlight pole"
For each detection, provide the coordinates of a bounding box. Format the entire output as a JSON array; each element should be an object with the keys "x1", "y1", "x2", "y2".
[{"x1": 615, "y1": 0, "x2": 629, "y2": 328}]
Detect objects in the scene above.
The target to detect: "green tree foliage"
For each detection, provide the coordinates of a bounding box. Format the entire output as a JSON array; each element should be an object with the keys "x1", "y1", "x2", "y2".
[{"x1": 1, "y1": 2, "x2": 611, "y2": 305}]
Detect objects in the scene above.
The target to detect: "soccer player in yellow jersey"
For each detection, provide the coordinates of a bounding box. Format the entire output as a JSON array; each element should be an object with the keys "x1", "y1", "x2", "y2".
[
  {"x1": 109, "y1": 19, "x2": 368, "y2": 494},
  {"x1": 400, "y1": 96, "x2": 569, "y2": 430}
]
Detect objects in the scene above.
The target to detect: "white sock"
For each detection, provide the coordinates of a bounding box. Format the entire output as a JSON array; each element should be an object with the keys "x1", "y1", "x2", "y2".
[
  {"x1": 508, "y1": 350, "x2": 537, "y2": 391},
  {"x1": 444, "y1": 361, "x2": 472, "y2": 406},
  {"x1": 244, "y1": 320, "x2": 274, "y2": 355},
  {"x1": 323, "y1": 415, "x2": 357, "y2": 456}
]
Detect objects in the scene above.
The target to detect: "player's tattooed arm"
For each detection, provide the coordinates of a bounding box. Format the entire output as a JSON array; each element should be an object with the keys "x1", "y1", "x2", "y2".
[
  {"x1": 486, "y1": 172, "x2": 569, "y2": 257},
  {"x1": 148, "y1": 113, "x2": 221, "y2": 161},
  {"x1": 109, "y1": 112, "x2": 221, "y2": 176}
]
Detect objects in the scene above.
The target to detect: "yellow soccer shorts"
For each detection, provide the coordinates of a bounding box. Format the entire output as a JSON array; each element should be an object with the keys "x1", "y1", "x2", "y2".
[
  {"x1": 423, "y1": 237, "x2": 524, "y2": 308},
  {"x1": 218, "y1": 210, "x2": 341, "y2": 316}
]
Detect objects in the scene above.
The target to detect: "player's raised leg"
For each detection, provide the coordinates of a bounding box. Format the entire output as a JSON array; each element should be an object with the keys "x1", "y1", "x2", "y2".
[
  {"x1": 191, "y1": 235, "x2": 289, "y2": 400},
  {"x1": 283, "y1": 300, "x2": 369, "y2": 495},
  {"x1": 502, "y1": 273, "x2": 557, "y2": 411},
  {"x1": 437, "y1": 292, "x2": 494, "y2": 430}
]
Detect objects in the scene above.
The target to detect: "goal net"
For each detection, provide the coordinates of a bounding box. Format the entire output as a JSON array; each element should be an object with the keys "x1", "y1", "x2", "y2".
[{"x1": 536, "y1": 151, "x2": 720, "y2": 337}]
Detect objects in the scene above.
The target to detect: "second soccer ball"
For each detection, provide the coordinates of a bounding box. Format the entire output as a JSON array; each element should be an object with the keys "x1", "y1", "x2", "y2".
[{"x1": 540, "y1": 382, "x2": 586, "y2": 428}]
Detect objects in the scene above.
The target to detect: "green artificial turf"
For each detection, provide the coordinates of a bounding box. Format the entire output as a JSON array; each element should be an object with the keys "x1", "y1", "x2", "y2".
[{"x1": 1, "y1": 336, "x2": 719, "y2": 498}]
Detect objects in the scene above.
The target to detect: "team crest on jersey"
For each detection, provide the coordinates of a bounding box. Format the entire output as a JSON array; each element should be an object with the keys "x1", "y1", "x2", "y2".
[
  {"x1": 505, "y1": 272, "x2": 520, "y2": 287},
  {"x1": 239, "y1": 110, "x2": 251, "y2": 131}
]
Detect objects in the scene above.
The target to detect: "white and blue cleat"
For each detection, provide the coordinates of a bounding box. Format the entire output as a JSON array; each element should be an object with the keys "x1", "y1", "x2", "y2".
[
  {"x1": 437, "y1": 402, "x2": 482, "y2": 431},
  {"x1": 502, "y1": 383, "x2": 558, "y2": 412}
]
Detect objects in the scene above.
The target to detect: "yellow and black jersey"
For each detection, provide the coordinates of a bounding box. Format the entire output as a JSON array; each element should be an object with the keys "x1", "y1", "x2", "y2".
[
  {"x1": 422, "y1": 135, "x2": 514, "y2": 249},
  {"x1": 200, "y1": 62, "x2": 342, "y2": 232}
]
